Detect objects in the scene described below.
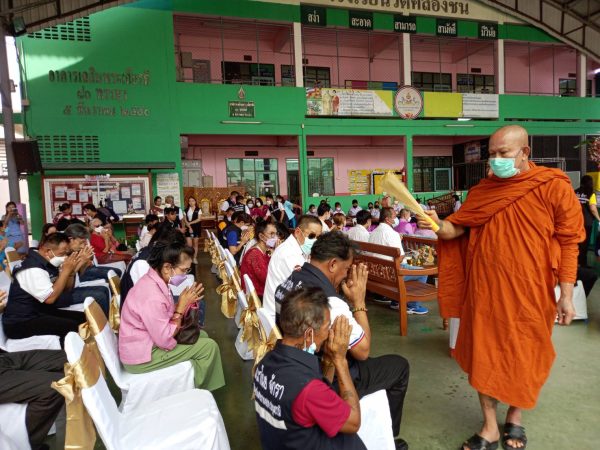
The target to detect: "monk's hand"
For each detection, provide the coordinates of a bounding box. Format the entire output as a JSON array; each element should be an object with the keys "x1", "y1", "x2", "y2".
[
  {"x1": 341, "y1": 264, "x2": 367, "y2": 309},
  {"x1": 556, "y1": 295, "x2": 576, "y2": 326},
  {"x1": 418, "y1": 209, "x2": 440, "y2": 230}
]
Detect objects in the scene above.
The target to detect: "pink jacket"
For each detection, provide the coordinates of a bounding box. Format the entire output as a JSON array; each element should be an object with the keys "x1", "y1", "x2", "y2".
[{"x1": 119, "y1": 268, "x2": 177, "y2": 365}]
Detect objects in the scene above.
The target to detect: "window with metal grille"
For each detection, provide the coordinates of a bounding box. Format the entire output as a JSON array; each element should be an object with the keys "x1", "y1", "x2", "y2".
[
  {"x1": 28, "y1": 17, "x2": 91, "y2": 42},
  {"x1": 413, "y1": 156, "x2": 452, "y2": 192},
  {"x1": 412, "y1": 72, "x2": 452, "y2": 92},
  {"x1": 307, "y1": 157, "x2": 334, "y2": 196},
  {"x1": 226, "y1": 158, "x2": 279, "y2": 196},
  {"x1": 37, "y1": 135, "x2": 100, "y2": 163}
]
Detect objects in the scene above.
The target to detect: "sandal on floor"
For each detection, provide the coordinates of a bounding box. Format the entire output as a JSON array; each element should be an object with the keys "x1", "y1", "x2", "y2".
[
  {"x1": 502, "y1": 423, "x2": 527, "y2": 450},
  {"x1": 460, "y1": 434, "x2": 499, "y2": 450}
]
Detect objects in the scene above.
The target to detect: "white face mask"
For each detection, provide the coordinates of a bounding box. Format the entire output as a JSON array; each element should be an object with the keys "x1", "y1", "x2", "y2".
[
  {"x1": 240, "y1": 225, "x2": 249, "y2": 231},
  {"x1": 94, "y1": 226, "x2": 104, "y2": 233},
  {"x1": 49, "y1": 250, "x2": 66, "y2": 268},
  {"x1": 391, "y1": 217, "x2": 399, "y2": 228},
  {"x1": 247, "y1": 203, "x2": 254, "y2": 209}
]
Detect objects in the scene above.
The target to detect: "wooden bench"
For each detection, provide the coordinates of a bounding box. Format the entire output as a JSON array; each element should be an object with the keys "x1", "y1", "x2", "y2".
[{"x1": 351, "y1": 240, "x2": 438, "y2": 336}]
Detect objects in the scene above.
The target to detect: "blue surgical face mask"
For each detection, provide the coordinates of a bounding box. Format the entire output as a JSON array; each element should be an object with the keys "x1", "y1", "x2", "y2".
[
  {"x1": 303, "y1": 329, "x2": 316, "y2": 355},
  {"x1": 300, "y1": 237, "x2": 316, "y2": 255},
  {"x1": 489, "y1": 150, "x2": 522, "y2": 178}
]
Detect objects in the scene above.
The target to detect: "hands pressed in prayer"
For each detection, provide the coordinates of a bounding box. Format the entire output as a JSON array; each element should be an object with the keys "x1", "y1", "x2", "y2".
[
  {"x1": 324, "y1": 315, "x2": 352, "y2": 364},
  {"x1": 176, "y1": 282, "x2": 204, "y2": 313},
  {"x1": 341, "y1": 263, "x2": 368, "y2": 309}
]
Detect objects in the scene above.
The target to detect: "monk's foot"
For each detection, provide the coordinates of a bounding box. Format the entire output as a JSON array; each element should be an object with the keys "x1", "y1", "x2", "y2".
[
  {"x1": 501, "y1": 423, "x2": 527, "y2": 450},
  {"x1": 462, "y1": 428, "x2": 499, "y2": 450}
]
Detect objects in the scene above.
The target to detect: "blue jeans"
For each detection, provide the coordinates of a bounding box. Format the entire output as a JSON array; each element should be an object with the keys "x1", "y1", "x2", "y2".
[
  {"x1": 80, "y1": 265, "x2": 122, "y2": 282},
  {"x1": 57, "y1": 286, "x2": 110, "y2": 315}
]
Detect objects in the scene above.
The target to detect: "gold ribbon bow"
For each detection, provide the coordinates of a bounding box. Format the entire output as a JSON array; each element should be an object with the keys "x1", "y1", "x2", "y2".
[
  {"x1": 216, "y1": 261, "x2": 227, "y2": 280},
  {"x1": 216, "y1": 275, "x2": 239, "y2": 319},
  {"x1": 253, "y1": 327, "x2": 282, "y2": 374},
  {"x1": 246, "y1": 288, "x2": 262, "y2": 310},
  {"x1": 239, "y1": 305, "x2": 261, "y2": 358},
  {"x1": 78, "y1": 300, "x2": 108, "y2": 377},
  {"x1": 108, "y1": 295, "x2": 120, "y2": 333},
  {"x1": 51, "y1": 341, "x2": 102, "y2": 450}
]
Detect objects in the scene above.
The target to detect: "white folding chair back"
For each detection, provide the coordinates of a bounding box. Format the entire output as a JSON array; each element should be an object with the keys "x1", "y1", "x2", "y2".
[
  {"x1": 234, "y1": 289, "x2": 254, "y2": 360},
  {"x1": 64, "y1": 331, "x2": 231, "y2": 450},
  {"x1": 358, "y1": 390, "x2": 395, "y2": 450},
  {"x1": 0, "y1": 402, "x2": 30, "y2": 449},
  {"x1": 224, "y1": 249, "x2": 236, "y2": 269},
  {"x1": 449, "y1": 318, "x2": 460, "y2": 351},
  {"x1": 257, "y1": 308, "x2": 280, "y2": 341},
  {"x1": 216, "y1": 244, "x2": 226, "y2": 263},
  {"x1": 242, "y1": 274, "x2": 262, "y2": 309},
  {"x1": 135, "y1": 241, "x2": 142, "y2": 252},
  {"x1": 4, "y1": 247, "x2": 21, "y2": 274},
  {"x1": 554, "y1": 280, "x2": 588, "y2": 320},
  {"x1": 83, "y1": 298, "x2": 194, "y2": 414}
]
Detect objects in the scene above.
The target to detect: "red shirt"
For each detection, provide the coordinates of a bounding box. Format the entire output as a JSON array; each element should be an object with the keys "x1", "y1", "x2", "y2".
[
  {"x1": 89, "y1": 233, "x2": 106, "y2": 257},
  {"x1": 291, "y1": 379, "x2": 351, "y2": 438},
  {"x1": 240, "y1": 246, "x2": 270, "y2": 296}
]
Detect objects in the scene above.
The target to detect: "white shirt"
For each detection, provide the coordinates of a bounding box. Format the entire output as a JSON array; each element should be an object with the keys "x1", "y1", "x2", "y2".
[
  {"x1": 139, "y1": 231, "x2": 153, "y2": 248},
  {"x1": 370, "y1": 209, "x2": 380, "y2": 220},
  {"x1": 186, "y1": 209, "x2": 194, "y2": 221},
  {"x1": 319, "y1": 219, "x2": 331, "y2": 233},
  {"x1": 453, "y1": 201, "x2": 462, "y2": 213},
  {"x1": 369, "y1": 222, "x2": 405, "y2": 261},
  {"x1": 263, "y1": 235, "x2": 308, "y2": 317},
  {"x1": 15, "y1": 267, "x2": 53, "y2": 302},
  {"x1": 130, "y1": 259, "x2": 151, "y2": 285},
  {"x1": 348, "y1": 206, "x2": 362, "y2": 216},
  {"x1": 328, "y1": 295, "x2": 365, "y2": 349},
  {"x1": 333, "y1": 208, "x2": 345, "y2": 216},
  {"x1": 220, "y1": 200, "x2": 231, "y2": 212},
  {"x1": 348, "y1": 224, "x2": 370, "y2": 242}
]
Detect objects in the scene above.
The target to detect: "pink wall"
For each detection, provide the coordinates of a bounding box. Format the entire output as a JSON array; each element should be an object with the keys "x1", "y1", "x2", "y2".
[{"x1": 183, "y1": 135, "x2": 454, "y2": 195}]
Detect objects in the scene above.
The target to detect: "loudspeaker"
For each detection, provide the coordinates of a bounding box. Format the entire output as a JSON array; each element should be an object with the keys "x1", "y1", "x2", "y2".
[{"x1": 13, "y1": 140, "x2": 42, "y2": 174}]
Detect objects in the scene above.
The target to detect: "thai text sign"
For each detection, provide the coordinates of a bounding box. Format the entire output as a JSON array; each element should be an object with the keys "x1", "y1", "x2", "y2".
[
  {"x1": 229, "y1": 101, "x2": 256, "y2": 118},
  {"x1": 393, "y1": 15, "x2": 417, "y2": 33},
  {"x1": 462, "y1": 93, "x2": 499, "y2": 118},
  {"x1": 301, "y1": 6, "x2": 327, "y2": 26},
  {"x1": 306, "y1": 88, "x2": 394, "y2": 116}
]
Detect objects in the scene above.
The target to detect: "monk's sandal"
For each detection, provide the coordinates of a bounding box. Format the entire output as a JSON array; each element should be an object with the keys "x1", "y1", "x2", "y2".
[
  {"x1": 460, "y1": 434, "x2": 499, "y2": 450},
  {"x1": 502, "y1": 423, "x2": 527, "y2": 450}
]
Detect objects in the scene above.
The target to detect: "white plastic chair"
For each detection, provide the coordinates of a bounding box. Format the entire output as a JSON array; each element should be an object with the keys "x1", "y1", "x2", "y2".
[
  {"x1": 0, "y1": 403, "x2": 29, "y2": 450},
  {"x1": 223, "y1": 262, "x2": 244, "y2": 328},
  {"x1": 234, "y1": 289, "x2": 254, "y2": 361},
  {"x1": 224, "y1": 248, "x2": 237, "y2": 269},
  {"x1": 63, "y1": 332, "x2": 231, "y2": 450},
  {"x1": 4, "y1": 247, "x2": 22, "y2": 274},
  {"x1": 554, "y1": 280, "x2": 588, "y2": 320},
  {"x1": 0, "y1": 271, "x2": 61, "y2": 351},
  {"x1": 358, "y1": 390, "x2": 395, "y2": 450},
  {"x1": 82, "y1": 298, "x2": 195, "y2": 413}
]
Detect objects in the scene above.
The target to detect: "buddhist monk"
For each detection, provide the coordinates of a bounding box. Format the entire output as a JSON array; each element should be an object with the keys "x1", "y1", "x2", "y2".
[{"x1": 419, "y1": 125, "x2": 584, "y2": 450}]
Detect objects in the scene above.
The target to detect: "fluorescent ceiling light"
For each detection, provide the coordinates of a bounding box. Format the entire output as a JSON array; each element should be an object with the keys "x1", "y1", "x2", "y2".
[{"x1": 458, "y1": 118, "x2": 471, "y2": 121}]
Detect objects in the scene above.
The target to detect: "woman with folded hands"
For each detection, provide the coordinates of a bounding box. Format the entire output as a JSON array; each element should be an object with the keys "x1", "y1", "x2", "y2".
[{"x1": 119, "y1": 241, "x2": 225, "y2": 391}]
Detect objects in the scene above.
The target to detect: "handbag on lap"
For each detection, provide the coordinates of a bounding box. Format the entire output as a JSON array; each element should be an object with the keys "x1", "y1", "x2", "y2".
[{"x1": 176, "y1": 302, "x2": 201, "y2": 345}]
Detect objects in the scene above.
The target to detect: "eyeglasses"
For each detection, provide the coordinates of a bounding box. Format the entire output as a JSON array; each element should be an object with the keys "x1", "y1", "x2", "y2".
[{"x1": 175, "y1": 266, "x2": 192, "y2": 274}]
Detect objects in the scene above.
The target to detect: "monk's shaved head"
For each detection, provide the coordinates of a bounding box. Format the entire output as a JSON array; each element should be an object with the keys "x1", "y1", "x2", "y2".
[
  {"x1": 490, "y1": 125, "x2": 529, "y2": 148},
  {"x1": 488, "y1": 125, "x2": 531, "y2": 175}
]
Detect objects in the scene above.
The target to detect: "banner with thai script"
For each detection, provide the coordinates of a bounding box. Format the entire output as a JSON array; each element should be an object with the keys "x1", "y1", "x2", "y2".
[{"x1": 306, "y1": 88, "x2": 394, "y2": 116}]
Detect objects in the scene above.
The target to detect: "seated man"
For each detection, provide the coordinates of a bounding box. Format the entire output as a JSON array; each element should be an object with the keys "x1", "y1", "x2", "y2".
[
  {"x1": 348, "y1": 210, "x2": 372, "y2": 243},
  {"x1": 370, "y1": 207, "x2": 429, "y2": 314},
  {"x1": 263, "y1": 214, "x2": 323, "y2": 318},
  {"x1": 2, "y1": 233, "x2": 96, "y2": 343},
  {"x1": 254, "y1": 287, "x2": 365, "y2": 450},
  {"x1": 64, "y1": 223, "x2": 122, "y2": 281},
  {"x1": 275, "y1": 232, "x2": 410, "y2": 450}
]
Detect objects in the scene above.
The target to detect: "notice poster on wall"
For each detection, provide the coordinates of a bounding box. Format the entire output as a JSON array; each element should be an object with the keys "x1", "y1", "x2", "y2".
[
  {"x1": 132, "y1": 184, "x2": 142, "y2": 196},
  {"x1": 156, "y1": 173, "x2": 181, "y2": 207},
  {"x1": 462, "y1": 93, "x2": 499, "y2": 118},
  {"x1": 465, "y1": 141, "x2": 482, "y2": 162},
  {"x1": 306, "y1": 88, "x2": 393, "y2": 117},
  {"x1": 42, "y1": 175, "x2": 151, "y2": 223},
  {"x1": 348, "y1": 170, "x2": 371, "y2": 195}
]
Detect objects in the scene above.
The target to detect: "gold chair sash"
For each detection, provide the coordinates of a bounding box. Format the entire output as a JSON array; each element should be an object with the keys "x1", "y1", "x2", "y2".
[
  {"x1": 108, "y1": 295, "x2": 120, "y2": 333},
  {"x1": 51, "y1": 341, "x2": 102, "y2": 450},
  {"x1": 253, "y1": 327, "x2": 282, "y2": 374},
  {"x1": 239, "y1": 306, "x2": 261, "y2": 358},
  {"x1": 246, "y1": 288, "x2": 262, "y2": 309},
  {"x1": 79, "y1": 300, "x2": 108, "y2": 377},
  {"x1": 216, "y1": 275, "x2": 239, "y2": 319}
]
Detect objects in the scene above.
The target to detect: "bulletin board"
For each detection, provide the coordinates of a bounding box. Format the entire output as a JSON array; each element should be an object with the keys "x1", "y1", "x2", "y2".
[{"x1": 42, "y1": 175, "x2": 152, "y2": 223}]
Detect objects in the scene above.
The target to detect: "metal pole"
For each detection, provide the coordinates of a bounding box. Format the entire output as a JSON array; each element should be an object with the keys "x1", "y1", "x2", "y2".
[{"x1": 0, "y1": 24, "x2": 19, "y2": 202}]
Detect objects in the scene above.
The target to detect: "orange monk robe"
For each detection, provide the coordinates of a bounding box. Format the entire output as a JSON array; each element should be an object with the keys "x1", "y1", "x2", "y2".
[{"x1": 438, "y1": 163, "x2": 584, "y2": 409}]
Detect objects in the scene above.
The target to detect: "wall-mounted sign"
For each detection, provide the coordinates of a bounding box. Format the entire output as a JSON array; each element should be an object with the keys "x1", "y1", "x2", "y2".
[
  {"x1": 229, "y1": 101, "x2": 255, "y2": 118},
  {"x1": 478, "y1": 21, "x2": 498, "y2": 39},
  {"x1": 301, "y1": 6, "x2": 326, "y2": 26},
  {"x1": 462, "y1": 93, "x2": 499, "y2": 118},
  {"x1": 436, "y1": 18, "x2": 457, "y2": 36},
  {"x1": 464, "y1": 141, "x2": 481, "y2": 163},
  {"x1": 393, "y1": 15, "x2": 417, "y2": 33},
  {"x1": 349, "y1": 11, "x2": 373, "y2": 30},
  {"x1": 306, "y1": 88, "x2": 393, "y2": 116},
  {"x1": 394, "y1": 86, "x2": 423, "y2": 119}
]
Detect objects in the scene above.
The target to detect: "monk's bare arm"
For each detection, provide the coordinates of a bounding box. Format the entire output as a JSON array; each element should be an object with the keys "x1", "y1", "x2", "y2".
[{"x1": 419, "y1": 210, "x2": 466, "y2": 240}]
